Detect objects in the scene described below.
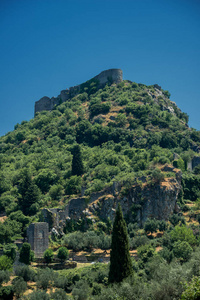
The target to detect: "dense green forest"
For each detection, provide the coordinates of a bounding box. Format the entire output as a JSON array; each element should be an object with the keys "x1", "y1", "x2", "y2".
[{"x1": 0, "y1": 78, "x2": 200, "y2": 299}]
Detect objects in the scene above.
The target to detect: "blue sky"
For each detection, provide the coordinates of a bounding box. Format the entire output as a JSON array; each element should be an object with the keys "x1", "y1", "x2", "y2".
[{"x1": 0, "y1": 0, "x2": 200, "y2": 137}]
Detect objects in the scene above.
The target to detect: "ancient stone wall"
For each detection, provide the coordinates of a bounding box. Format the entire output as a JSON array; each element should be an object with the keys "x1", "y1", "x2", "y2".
[
  {"x1": 34, "y1": 69, "x2": 123, "y2": 115},
  {"x1": 27, "y1": 222, "x2": 49, "y2": 257},
  {"x1": 93, "y1": 69, "x2": 123, "y2": 86},
  {"x1": 187, "y1": 156, "x2": 200, "y2": 171}
]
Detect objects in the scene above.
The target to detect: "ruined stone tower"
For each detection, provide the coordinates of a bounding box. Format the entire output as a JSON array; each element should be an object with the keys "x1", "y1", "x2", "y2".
[
  {"x1": 27, "y1": 222, "x2": 49, "y2": 257},
  {"x1": 34, "y1": 69, "x2": 123, "y2": 115}
]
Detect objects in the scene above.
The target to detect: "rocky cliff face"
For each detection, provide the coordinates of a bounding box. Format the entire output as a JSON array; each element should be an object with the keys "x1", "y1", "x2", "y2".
[
  {"x1": 122, "y1": 175, "x2": 181, "y2": 226},
  {"x1": 42, "y1": 165, "x2": 182, "y2": 230}
]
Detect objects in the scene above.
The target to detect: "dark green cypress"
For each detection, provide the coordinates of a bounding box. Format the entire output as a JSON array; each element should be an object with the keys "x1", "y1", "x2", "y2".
[
  {"x1": 109, "y1": 204, "x2": 133, "y2": 283},
  {"x1": 18, "y1": 169, "x2": 40, "y2": 215},
  {"x1": 71, "y1": 145, "x2": 84, "y2": 176}
]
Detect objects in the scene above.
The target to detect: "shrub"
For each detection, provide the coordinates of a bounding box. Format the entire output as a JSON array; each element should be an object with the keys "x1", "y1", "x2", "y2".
[
  {"x1": 43, "y1": 249, "x2": 54, "y2": 264},
  {"x1": 50, "y1": 289, "x2": 69, "y2": 300},
  {"x1": 15, "y1": 265, "x2": 36, "y2": 282},
  {"x1": 170, "y1": 225, "x2": 196, "y2": 246},
  {"x1": 12, "y1": 277, "x2": 27, "y2": 298},
  {"x1": 131, "y1": 235, "x2": 150, "y2": 249},
  {"x1": 169, "y1": 213, "x2": 186, "y2": 226},
  {"x1": 151, "y1": 168, "x2": 165, "y2": 183},
  {"x1": 62, "y1": 231, "x2": 101, "y2": 251},
  {"x1": 19, "y1": 242, "x2": 33, "y2": 265},
  {"x1": 173, "y1": 158, "x2": 185, "y2": 171},
  {"x1": 35, "y1": 169, "x2": 58, "y2": 194},
  {"x1": 0, "y1": 286, "x2": 14, "y2": 300},
  {"x1": 23, "y1": 289, "x2": 50, "y2": 300},
  {"x1": 57, "y1": 247, "x2": 69, "y2": 262},
  {"x1": 144, "y1": 218, "x2": 158, "y2": 235},
  {"x1": 0, "y1": 270, "x2": 10, "y2": 285},
  {"x1": 3, "y1": 244, "x2": 16, "y2": 262},
  {"x1": 181, "y1": 276, "x2": 200, "y2": 300},
  {"x1": 36, "y1": 268, "x2": 55, "y2": 290},
  {"x1": 54, "y1": 276, "x2": 69, "y2": 292},
  {"x1": 65, "y1": 175, "x2": 82, "y2": 195},
  {"x1": 0, "y1": 255, "x2": 12, "y2": 271},
  {"x1": 49, "y1": 184, "x2": 63, "y2": 200},
  {"x1": 72, "y1": 280, "x2": 90, "y2": 300},
  {"x1": 92, "y1": 282, "x2": 102, "y2": 295},
  {"x1": 137, "y1": 244, "x2": 156, "y2": 263},
  {"x1": 173, "y1": 241, "x2": 193, "y2": 262},
  {"x1": 159, "y1": 247, "x2": 174, "y2": 263}
]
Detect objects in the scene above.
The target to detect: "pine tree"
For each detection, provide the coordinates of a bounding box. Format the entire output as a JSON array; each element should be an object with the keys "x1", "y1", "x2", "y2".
[
  {"x1": 109, "y1": 204, "x2": 133, "y2": 283},
  {"x1": 71, "y1": 145, "x2": 84, "y2": 176}
]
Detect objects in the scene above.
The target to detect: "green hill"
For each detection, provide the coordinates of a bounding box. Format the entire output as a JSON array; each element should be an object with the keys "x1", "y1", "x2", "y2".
[
  {"x1": 1, "y1": 71, "x2": 200, "y2": 300},
  {"x1": 0, "y1": 74, "x2": 200, "y2": 241}
]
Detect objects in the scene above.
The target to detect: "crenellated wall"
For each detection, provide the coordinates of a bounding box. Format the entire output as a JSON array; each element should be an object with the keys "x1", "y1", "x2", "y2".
[{"x1": 34, "y1": 69, "x2": 123, "y2": 115}]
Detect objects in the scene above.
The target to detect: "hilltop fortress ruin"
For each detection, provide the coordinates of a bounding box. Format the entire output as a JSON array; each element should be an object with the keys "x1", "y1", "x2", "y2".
[{"x1": 34, "y1": 69, "x2": 123, "y2": 115}]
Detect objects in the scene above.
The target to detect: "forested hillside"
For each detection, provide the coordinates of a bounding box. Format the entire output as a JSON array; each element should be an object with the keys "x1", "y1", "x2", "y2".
[{"x1": 0, "y1": 78, "x2": 200, "y2": 299}]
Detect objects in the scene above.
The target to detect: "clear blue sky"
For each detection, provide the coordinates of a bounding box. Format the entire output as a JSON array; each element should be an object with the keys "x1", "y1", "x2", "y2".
[{"x1": 0, "y1": 0, "x2": 200, "y2": 137}]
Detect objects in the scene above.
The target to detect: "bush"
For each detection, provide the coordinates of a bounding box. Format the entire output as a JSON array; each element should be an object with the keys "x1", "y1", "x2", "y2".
[
  {"x1": 181, "y1": 276, "x2": 200, "y2": 300},
  {"x1": 65, "y1": 175, "x2": 82, "y2": 195},
  {"x1": 72, "y1": 280, "x2": 90, "y2": 300},
  {"x1": 50, "y1": 289, "x2": 69, "y2": 300},
  {"x1": 0, "y1": 286, "x2": 14, "y2": 300},
  {"x1": 15, "y1": 265, "x2": 36, "y2": 282},
  {"x1": 137, "y1": 244, "x2": 156, "y2": 263},
  {"x1": 173, "y1": 241, "x2": 193, "y2": 262},
  {"x1": 43, "y1": 249, "x2": 54, "y2": 264},
  {"x1": 23, "y1": 289, "x2": 50, "y2": 300},
  {"x1": 35, "y1": 169, "x2": 58, "y2": 193},
  {"x1": 130, "y1": 235, "x2": 150, "y2": 249},
  {"x1": 0, "y1": 270, "x2": 10, "y2": 285},
  {"x1": 170, "y1": 225, "x2": 196, "y2": 246},
  {"x1": 92, "y1": 282, "x2": 102, "y2": 295},
  {"x1": 3, "y1": 244, "x2": 16, "y2": 262},
  {"x1": 0, "y1": 255, "x2": 12, "y2": 271},
  {"x1": 169, "y1": 214, "x2": 186, "y2": 227},
  {"x1": 36, "y1": 268, "x2": 55, "y2": 290},
  {"x1": 144, "y1": 218, "x2": 158, "y2": 235},
  {"x1": 12, "y1": 277, "x2": 27, "y2": 298},
  {"x1": 57, "y1": 247, "x2": 69, "y2": 262},
  {"x1": 54, "y1": 276, "x2": 69, "y2": 292},
  {"x1": 151, "y1": 168, "x2": 165, "y2": 183},
  {"x1": 173, "y1": 158, "x2": 185, "y2": 171},
  {"x1": 159, "y1": 247, "x2": 174, "y2": 263},
  {"x1": 49, "y1": 184, "x2": 63, "y2": 200},
  {"x1": 62, "y1": 231, "x2": 101, "y2": 251},
  {"x1": 19, "y1": 242, "x2": 33, "y2": 265}
]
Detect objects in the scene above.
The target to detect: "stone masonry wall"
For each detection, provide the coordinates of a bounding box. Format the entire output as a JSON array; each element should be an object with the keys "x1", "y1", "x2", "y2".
[{"x1": 27, "y1": 222, "x2": 49, "y2": 257}]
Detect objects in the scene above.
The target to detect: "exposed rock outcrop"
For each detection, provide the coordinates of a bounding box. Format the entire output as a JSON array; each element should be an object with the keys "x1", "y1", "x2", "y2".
[{"x1": 41, "y1": 165, "x2": 182, "y2": 229}]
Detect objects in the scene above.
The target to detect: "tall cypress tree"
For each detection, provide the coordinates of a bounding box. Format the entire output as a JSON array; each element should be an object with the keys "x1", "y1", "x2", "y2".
[
  {"x1": 71, "y1": 145, "x2": 84, "y2": 176},
  {"x1": 109, "y1": 204, "x2": 133, "y2": 283},
  {"x1": 18, "y1": 169, "x2": 40, "y2": 215}
]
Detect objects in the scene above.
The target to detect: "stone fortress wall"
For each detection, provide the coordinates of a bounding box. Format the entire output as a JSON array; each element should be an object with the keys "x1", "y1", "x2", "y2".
[
  {"x1": 27, "y1": 222, "x2": 49, "y2": 257},
  {"x1": 34, "y1": 69, "x2": 123, "y2": 115}
]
